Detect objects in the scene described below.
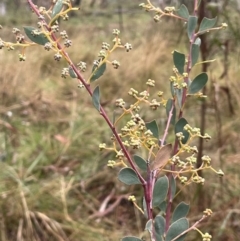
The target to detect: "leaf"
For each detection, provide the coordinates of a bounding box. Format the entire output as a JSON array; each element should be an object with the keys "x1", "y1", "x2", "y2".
[
  {"x1": 145, "y1": 219, "x2": 153, "y2": 234},
  {"x1": 155, "y1": 215, "x2": 166, "y2": 241},
  {"x1": 176, "y1": 4, "x2": 189, "y2": 19},
  {"x1": 166, "y1": 218, "x2": 189, "y2": 241},
  {"x1": 24, "y1": 26, "x2": 49, "y2": 46},
  {"x1": 146, "y1": 120, "x2": 159, "y2": 139},
  {"x1": 121, "y1": 237, "x2": 142, "y2": 241},
  {"x1": 150, "y1": 144, "x2": 172, "y2": 171},
  {"x1": 172, "y1": 202, "x2": 190, "y2": 223},
  {"x1": 199, "y1": 17, "x2": 217, "y2": 33},
  {"x1": 176, "y1": 89, "x2": 183, "y2": 109},
  {"x1": 170, "y1": 175, "x2": 176, "y2": 200},
  {"x1": 174, "y1": 118, "x2": 189, "y2": 144},
  {"x1": 191, "y1": 44, "x2": 199, "y2": 68},
  {"x1": 194, "y1": 37, "x2": 201, "y2": 46},
  {"x1": 166, "y1": 99, "x2": 176, "y2": 125},
  {"x1": 90, "y1": 63, "x2": 106, "y2": 82},
  {"x1": 92, "y1": 86, "x2": 100, "y2": 112},
  {"x1": 170, "y1": 82, "x2": 175, "y2": 97},
  {"x1": 187, "y1": 16, "x2": 198, "y2": 39},
  {"x1": 133, "y1": 155, "x2": 147, "y2": 172},
  {"x1": 159, "y1": 201, "x2": 167, "y2": 213},
  {"x1": 52, "y1": 0, "x2": 63, "y2": 18},
  {"x1": 69, "y1": 66, "x2": 77, "y2": 78},
  {"x1": 189, "y1": 73, "x2": 208, "y2": 94},
  {"x1": 152, "y1": 176, "x2": 169, "y2": 207},
  {"x1": 173, "y1": 51, "x2": 185, "y2": 75},
  {"x1": 118, "y1": 168, "x2": 141, "y2": 185}
]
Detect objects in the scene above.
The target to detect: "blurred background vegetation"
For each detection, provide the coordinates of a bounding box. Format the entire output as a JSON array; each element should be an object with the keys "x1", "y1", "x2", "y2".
[{"x1": 0, "y1": 0, "x2": 240, "y2": 240}]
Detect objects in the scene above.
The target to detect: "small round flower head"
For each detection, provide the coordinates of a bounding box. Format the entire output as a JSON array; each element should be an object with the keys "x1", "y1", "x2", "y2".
[
  {"x1": 12, "y1": 28, "x2": 20, "y2": 34},
  {"x1": 190, "y1": 146, "x2": 198, "y2": 154},
  {"x1": 60, "y1": 30, "x2": 68, "y2": 39},
  {"x1": 181, "y1": 82, "x2": 187, "y2": 88},
  {"x1": 122, "y1": 140, "x2": 130, "y2": 147},
  {"x1": 150, "y1": 99, "x2": 161, "y2": 110},
  {"x1": 116, "y1": 150, "x2": 124, "y2": 159},
  {"x1": 124, "y1": 43, "x2": 132, "y2": 52},
  {"x1": 201, "y1": 155, "x2": 211, "y2": 165},
  {"x1": 203, "y1": 209, "x2": 213, "y2": 216},
  {"x1": 18, "y1": 54, "x2": 26, "y2": 62},
  {"x1": 102, "y1": 42, "x2": 110, "y2": 50},
  {"x1": 179, "y1": 176, "x2": 187, "y2": 184},
  {"x1": 131, "y1": 105, "x2": 140, "y2": 112},
  {"x1": 153, "y1": 15, "x2": 160, "y2": 22},
  {"x1": 31, "y1": 29, "x2": 41, "y2": 36},
  {"x1": 115, "y1": 98, "x2": 125, "y2": 108},
  {"x1": 139, "y1": 90, "x2": 149, "y2": 99},
  {"x1": 112, "y1": 29, "x2": 120, "y2": 36},
  {"x1": 39, "y1": 6, "x2": 46, "y2": 14},
  {"x1": 126, "y1": 120, "x2": 136, "y2": 128},
  {"x1": 176, "y1": 132, "x2": 184, "y2": 141},
  {"x1": 121, "y1": 126, "x2": 130, "y2": 135},
  {"x1": 61, "y1": 68, "x2": 69, "y2": 78},
  {"x1": 129, "y1": 138, "x2": 141, "y2": 149},
  {"x1": 62, "y1": 14, "x2": 69, "y2": 21},
  {"x1": 164, "y1": 6, "x2": 175, "y2": 13},
  {"x1": 93, "y1": 60, "x2": 100, "y2": 67},
  {"x1": 202, "y1": 232, "x2": 212, "y2": 241},
  {"x1": 99, "y1": 143, "x2": 107, "y2": 151},
  {"x1": 192, "y1": 176, "x2": 205, "y2": 184},
  {"x1": 128, "y1": 195, "x2": 136, "y2": 202},
  {"x1": 144, "y1": 130, "x2": 153, "y2": 137},
  {"x1": 112, "y1": 60, "x2": 120, "y2": 69},
  {"x1": 146, "y1": 79, "x2": 155, "y2": 87},
  {"x1": 128, "y1": 88, "x2": 138, "y2": 97},
  {"x1": 113, "y1": 37, "x2": 121, "y2": 45},
  {"x1": 64, "y1": 39, "x2": 72, "y2": 48},
  {"x1": 37, "y1": 21, "x2": 44, "y2": 28},
  {"x1": 51, "y1": 24, "x2": 59, "y2": 33},
  {"x1": 7, "y1": 45, "x2": 14, "y2": 51},
  {"x1": 98, "y1": 50, "x2": 107, "y2": 59},
  {"x1": 77, "y1": 83, "x2": 84, "y2": 88},
  {"x1": 44, "y1": 42, "x2": 52, "y2": 51},
  {"x1": 217, "y1": 169, "x2": 224, "y2": 177},
  {"x1": 203, "y1": 133, "x2": 211, "y2": 141},
  {"x1": 16, "y1": 34, "x2": 25, "y2": 43},
  {"x1": 77, "y1": 61, "x2": 87, "y2": 72},
  {"x1": 107, "y1": 160, "x2": 116, "y2": 168},
  {"x1": 54, "y1": 52, "x2": 62, "y2": 61},
  {"x1": 221, "y1": 23, "x2": 228, "y2": 29},
  {"x1": 131, "y1": 114, "x2": 143, "y2": 124}
]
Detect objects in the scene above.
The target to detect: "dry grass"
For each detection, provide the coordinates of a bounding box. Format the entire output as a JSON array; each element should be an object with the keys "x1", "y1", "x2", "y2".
[{"x1": 0, "y1": 4, "x2": 240, "y2": 241}]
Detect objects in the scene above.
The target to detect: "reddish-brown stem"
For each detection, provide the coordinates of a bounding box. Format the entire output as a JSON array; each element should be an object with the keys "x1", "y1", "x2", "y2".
[
  {"x1": 160, "y1": 99, "x2": 175, "y2": 147},
  {"x1": 162, "y1": 100, "x2": 176, "y2": 232},
  {"x1": 165, "y1": 0, "x2": 200, "y2": 232}
]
